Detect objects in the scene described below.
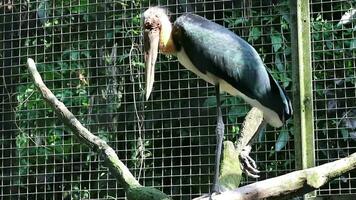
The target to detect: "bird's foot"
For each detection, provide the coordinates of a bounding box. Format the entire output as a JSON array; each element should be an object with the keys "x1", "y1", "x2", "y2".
[
  {"x1": 209, "y1": 181, "x2": 224, "y2": 200},
  {"x1": 208, "y1": 192, "x2": 218, "y2": 200},
  {"x1": 240, "y1": 145, "x2": 260, "y2": 178},
  {"x1": 208, "y1": 191, "x2": 221, "y2": 200}
]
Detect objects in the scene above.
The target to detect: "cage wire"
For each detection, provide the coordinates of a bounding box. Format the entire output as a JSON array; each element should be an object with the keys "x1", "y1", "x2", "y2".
[
  {"x1": 5, "y1": 0, "x2": 291, "y2": 199},
  {"x1": 1, "y1": 0, "x2": 353, "y2": 200},
  {"x1": 311, "y1": 0, "x2": 356, "y2": 197}
]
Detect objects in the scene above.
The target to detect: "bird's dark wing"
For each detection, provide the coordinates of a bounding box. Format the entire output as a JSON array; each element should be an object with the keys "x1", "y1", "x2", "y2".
[{"x1": 172, "y1": 13, "x2": 292, "y2": 121}]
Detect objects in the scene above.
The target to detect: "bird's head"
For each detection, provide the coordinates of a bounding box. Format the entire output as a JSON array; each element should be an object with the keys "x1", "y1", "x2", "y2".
[{"x1": 143, "y1": 7, "x2": 175, "y2": 100}]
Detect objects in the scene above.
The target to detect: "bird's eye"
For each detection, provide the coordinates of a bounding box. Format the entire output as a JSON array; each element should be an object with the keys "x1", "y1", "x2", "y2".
[
  {"x1": 144, "y1": 21, "x2": 152, "y2": 29},
  {"x1": 145, "y1": 20, "x2": 160, "y2": 30}
]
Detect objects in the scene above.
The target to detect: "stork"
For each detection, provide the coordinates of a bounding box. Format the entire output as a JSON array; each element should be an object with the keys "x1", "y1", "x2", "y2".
[{"x1": 143, "y1": 7, "x2": 292, "y2": 193}]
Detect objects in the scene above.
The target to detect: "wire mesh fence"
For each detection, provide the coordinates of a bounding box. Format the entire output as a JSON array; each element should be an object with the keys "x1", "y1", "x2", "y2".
[
  {"x1": 310, "y1": 0, "x2": 356, "y2": 196},
  {"x1": 0, "y1": 0, "x2": 354, "y2": 199}
]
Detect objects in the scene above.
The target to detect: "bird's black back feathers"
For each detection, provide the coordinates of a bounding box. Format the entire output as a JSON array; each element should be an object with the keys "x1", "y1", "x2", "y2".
[{"x1": 172, "y1": 13, "x2": 292, "y2": 124}]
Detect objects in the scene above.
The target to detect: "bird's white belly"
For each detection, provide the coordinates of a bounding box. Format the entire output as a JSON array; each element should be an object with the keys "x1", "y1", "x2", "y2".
[{"x1": 176, "y1": 49, "x2": 283, "y2": 128}]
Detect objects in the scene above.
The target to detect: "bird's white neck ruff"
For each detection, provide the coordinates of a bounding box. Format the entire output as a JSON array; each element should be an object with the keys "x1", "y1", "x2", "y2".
[{"x1": 159, "y1": 15, "x2": 175, "y2": 53}]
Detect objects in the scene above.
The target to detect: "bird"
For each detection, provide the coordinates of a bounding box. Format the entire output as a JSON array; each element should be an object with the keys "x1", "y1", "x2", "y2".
[{"x1": 142, "y1": 7, "x2": 293, "y2": 193}]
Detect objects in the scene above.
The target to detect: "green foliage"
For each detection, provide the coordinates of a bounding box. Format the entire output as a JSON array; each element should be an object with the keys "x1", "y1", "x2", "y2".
[
  {"x1": 14, "y1": 0, "x2": 145, "y2": 198},
  {"x1": 310, "y1": 1, "x2": 356, "y2": 165},
  {"x1": 275, "y1": 128, "x2": 290, "y2": 152},
  {"x1": 11, "y1": 0, "x2": 296, "y2": 198},
  {"x1": 248, "y1": 27, "x2": 261, "y2": 42},
  {"x1": 11, "y1": 0, "x2": 355, "y2": 198}
]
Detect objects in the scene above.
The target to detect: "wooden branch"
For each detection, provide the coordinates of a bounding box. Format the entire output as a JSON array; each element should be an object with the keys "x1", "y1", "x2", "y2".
[
  {"x1": 26, "y1": 58, "x2": 170, "y2": 200},
  {"x1": 28, "y1": 58, "x2": 356, "y2": 200},
  {"x1": 26, "y1": 58, "x2": 140, "y2": 188},
  {"x1": 194, "y1": 151, "x2": 356, "y2": 200},
  {"x1": 219, "y1": 108, "x2": 264, "y2": 189},
  {"x1": 235, "y1": 107, "x2": 264, "y2": 154}
]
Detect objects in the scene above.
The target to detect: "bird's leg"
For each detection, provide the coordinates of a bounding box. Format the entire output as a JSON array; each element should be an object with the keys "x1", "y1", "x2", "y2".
[{"x1": 211, "y1": 85, "x2": 224, "y2": 195}]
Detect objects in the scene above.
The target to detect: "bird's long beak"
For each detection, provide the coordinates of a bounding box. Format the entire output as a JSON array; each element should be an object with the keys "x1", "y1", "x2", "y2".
[{"x1": 144, "y1": 28, "x2": 160, "y2": 100}]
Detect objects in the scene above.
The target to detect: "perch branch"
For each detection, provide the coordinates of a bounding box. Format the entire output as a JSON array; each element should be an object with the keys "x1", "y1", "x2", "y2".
[
  {"x1": 235, "y1": 107, "x2": 264, "y2": 154},
  {"x1": 235, "y1": 107, "x2": 265, "y2": 178},
  {"x1": 26, "y1": 58, "x2": 141, "y2": 189},
  {"x1": 28, "y1": 57, "x2": 356, "y2": 200},
  {"x1": 195, "y1": 151, "x2": 356, "y2": 200}
]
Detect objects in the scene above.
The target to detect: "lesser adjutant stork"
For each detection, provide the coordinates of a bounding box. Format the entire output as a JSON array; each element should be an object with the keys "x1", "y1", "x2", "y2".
[{"x1": 143, "y1": 7, "x2": 292, "y2": 193}]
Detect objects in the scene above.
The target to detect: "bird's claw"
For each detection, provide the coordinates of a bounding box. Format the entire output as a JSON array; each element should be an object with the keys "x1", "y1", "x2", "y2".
[
  {"x1": 209, "y1": 182, "x2": 225, "y2": 200},
  {"x1": 240, "y1": 145, "x2": 260, "y2": 178},
  {"x1": 209, "y1": 191, "x2": 220, "y2": 200}
]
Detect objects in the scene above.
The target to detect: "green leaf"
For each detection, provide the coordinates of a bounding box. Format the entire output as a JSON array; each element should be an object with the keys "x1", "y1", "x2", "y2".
[
  {"x1": 16, "y1": 133, "x2": 29, "y2": 149},
  {"x1": 275, "y1": 54, "x2": 284, "y2": 72},
  {"x1": 225, "y1": 17, "x2": 248, "y2": 27},
  {"x1": 341, "y1": 129, "x2": 349, "y2": 141},
  {"x1": 271, "y1": 34, "x2": 282, "y2": 52},
  {"x1": 282, "y1": 14, "x2": 290, "y2": 29},
  {"x1": 227, "y1": 105, "x2": 248, "y2": 123},
  {"x1": 284, "y1": 46, "x2": 291, "y2": 56},
  {"x1": 222, "y1": 96, "x2": 242, "y2": 106},
  {"x1": 106, "y1": 31, "x2": 114, "y2": 40},
  {"x1": 70, "y1": 51, "x2": 80, "y2": 60},
  {"x1": 350, "y1": 39, "x2": 356, "y2": 49},
  {"x1": 258, "y1": 129, "x2": 266, "y2": 142},
  {"x1": 275, "y1": 130, "x2": 290, "y2": 152},
  {"x1": 203, "y1": 96, "x2": 216, "y2": 107},
  {"x1": 248, "y1": 27, "x2": 261, "y2": 42}
]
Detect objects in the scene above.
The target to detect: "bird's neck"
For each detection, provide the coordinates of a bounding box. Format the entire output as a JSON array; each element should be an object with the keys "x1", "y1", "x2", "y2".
[{"x1": 159, "y1": 17, "x2": 176, "y2": 54}]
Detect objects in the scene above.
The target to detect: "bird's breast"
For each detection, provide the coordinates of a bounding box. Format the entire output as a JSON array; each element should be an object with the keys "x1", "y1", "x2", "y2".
[
  {"x1": 176, "y1": 48, "x2": 240, "y2": 96},
  {"x1": 176, "y1": 48, "x2": 219, "y2": 86}
]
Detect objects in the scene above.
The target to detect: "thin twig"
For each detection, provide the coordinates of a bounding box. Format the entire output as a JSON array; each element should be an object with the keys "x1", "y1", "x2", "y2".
[
  {"x1": 1, "y1": 72, "x2": 49, "y2": 149},
  {"x1": 129, "y1": 41, "x2": 145, "y2": 180}
]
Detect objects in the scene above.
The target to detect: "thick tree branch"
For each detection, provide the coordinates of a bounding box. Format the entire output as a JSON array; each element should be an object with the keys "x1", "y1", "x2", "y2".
[
  {"x1": 235, "y1": 107, "x2": 264, "y2": 154},
  {"x1": 195, "y1": 151, "x2": 356, "y2": 200},
  {"x1": 219, "y1": 108, "x2": 264, "y2": 190},
  {"x1": 26, "y1": 58, "x2": 170, "y2": 200},
  {"x1": 235, "y1": 107, "x2": 265, "y2": 178}
]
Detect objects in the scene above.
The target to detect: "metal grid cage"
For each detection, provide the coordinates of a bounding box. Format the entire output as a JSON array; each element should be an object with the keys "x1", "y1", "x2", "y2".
[
  {"x1": 2, "y1": 0, "x2": 353, "y2": 199},
  {"x1": 311, "y1": 0, "x2": 356, "y2": 197}
]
